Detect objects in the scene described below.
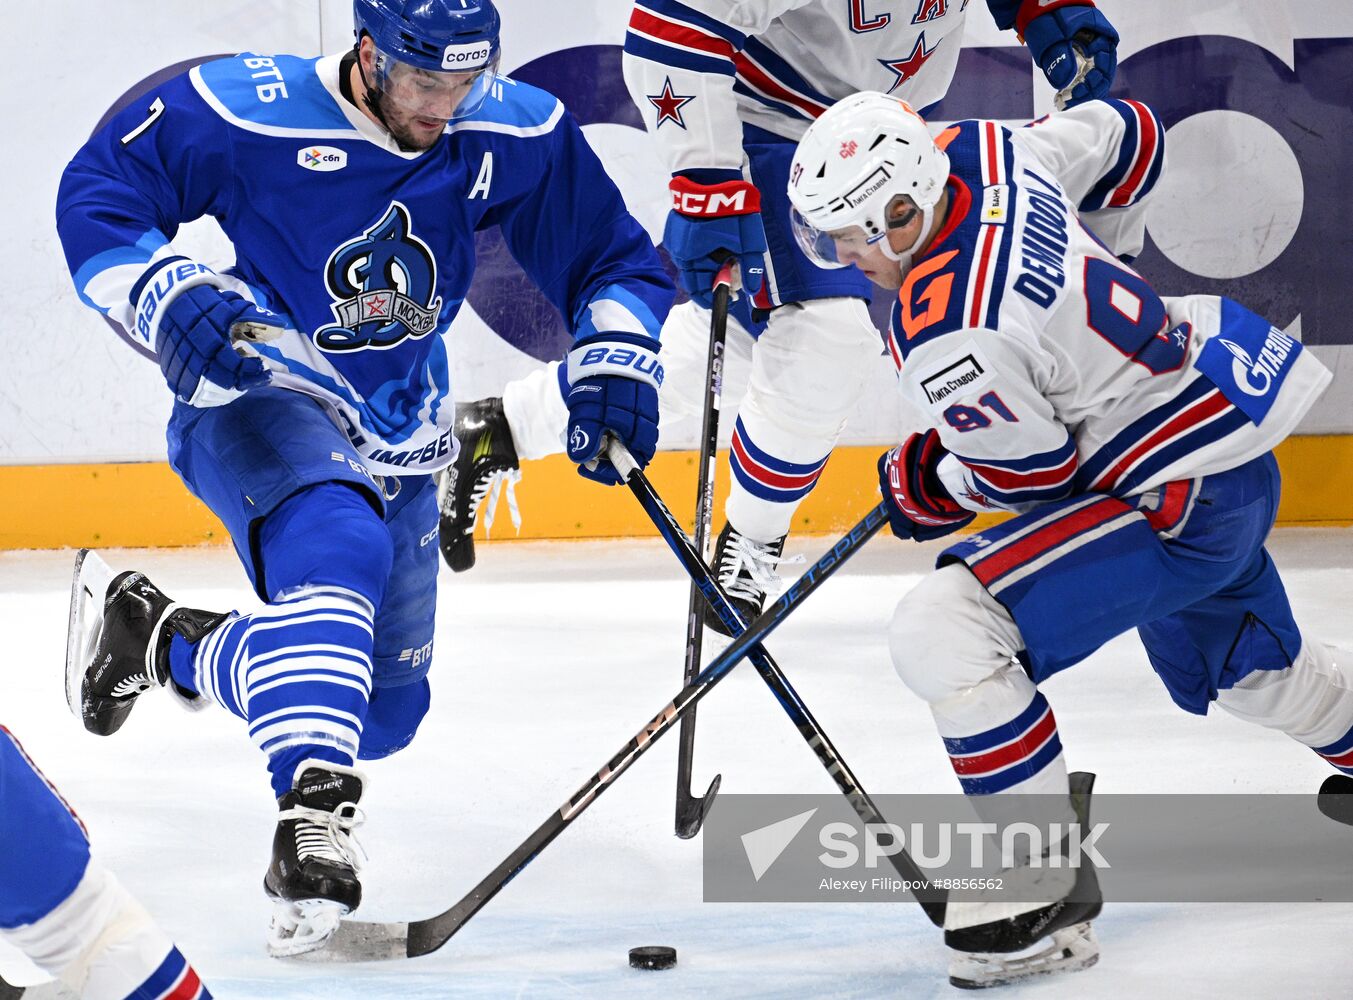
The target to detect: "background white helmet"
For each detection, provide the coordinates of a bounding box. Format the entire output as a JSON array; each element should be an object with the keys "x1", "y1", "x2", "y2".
[{"x1": 787, "y1": 92, "x2": 950, "y2": 271}]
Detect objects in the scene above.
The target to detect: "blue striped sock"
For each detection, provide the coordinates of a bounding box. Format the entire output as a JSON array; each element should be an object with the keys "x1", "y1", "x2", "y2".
[{"x1": 189, "y1": 586, "x2": 375, "y2": 797}]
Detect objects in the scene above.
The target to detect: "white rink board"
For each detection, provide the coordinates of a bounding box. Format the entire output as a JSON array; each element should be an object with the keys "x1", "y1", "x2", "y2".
[{"x1": 5, "y1": 0, "x2": 1352, "y2": 464}]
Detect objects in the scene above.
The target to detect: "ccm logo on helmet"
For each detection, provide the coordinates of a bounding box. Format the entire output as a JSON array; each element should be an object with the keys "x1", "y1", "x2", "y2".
[{"x1": 443, "y1": 41, "x2": 491, "y2": 68}]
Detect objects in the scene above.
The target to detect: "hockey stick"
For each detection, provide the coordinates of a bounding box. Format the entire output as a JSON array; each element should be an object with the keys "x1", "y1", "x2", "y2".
[
  {"x1": 296, "y1": 483, "x2": 889, "y2": 961},
  {"x1": 673, "y1": 260, "x2": 734, "y2": 839},
  {"x1": 613, "y1": 442, "x2": 947, "y2": 926},
  {"x1": 0, "y1": 974, "x2": 74, "y2": 999}
]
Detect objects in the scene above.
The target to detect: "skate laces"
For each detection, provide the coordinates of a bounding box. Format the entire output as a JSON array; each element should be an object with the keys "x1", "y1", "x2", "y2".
[
  {"x1": 718, "y1": 531, "x2": 802, "y2": 602},
  {"x1": 281, "y1": 801, "x2": 368, "y2": 872},
  {"x1": 474, "y1": 467, "x2": 522, "y2": 539}
]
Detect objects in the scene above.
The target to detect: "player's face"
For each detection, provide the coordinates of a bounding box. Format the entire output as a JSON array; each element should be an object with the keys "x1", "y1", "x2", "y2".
[
  {"x1": 794, "y1": 194, "x2": 922, "y2": 290},
  {"x1": 836, "y1": 236, "x2": 905, "y2": 290},
  {"x1": 358, "y1": 39, "x2": 488, "y2": 150},
  {"x1": 842, "y1": 197, "x2": 930, "y2": 289},
  {"x1": 382, "y1": 65, "x2": 481, "y2": 136}
]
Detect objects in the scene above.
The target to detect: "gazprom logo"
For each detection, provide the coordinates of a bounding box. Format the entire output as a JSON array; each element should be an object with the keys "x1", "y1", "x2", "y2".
[
  {"x1": 298, "y1": 146, "x2": 347, "y2": 172},
  {"x1": 443, "y1": 41, "x2": 492, "y2": 69}
]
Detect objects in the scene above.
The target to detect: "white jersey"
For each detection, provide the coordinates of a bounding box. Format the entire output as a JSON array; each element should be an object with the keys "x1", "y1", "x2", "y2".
[
  {"x1": 885, "y1": 100, "x2": 1331, "y2": 512},
  {"x1": 621, "y1": 0, "x2": 978, "y2": 173}
]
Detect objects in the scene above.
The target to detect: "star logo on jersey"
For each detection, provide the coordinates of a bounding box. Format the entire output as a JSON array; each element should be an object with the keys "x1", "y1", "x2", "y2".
[
  {"x1": 314, "y1": 201, "x2": 443, "y2": 353},
  {"x1": 647, "y1": 76, "x2": 695, "y2": 130},
  {"x1": 960, "y1": 487, "x2": 997, "y2": 508},
  {"x1": 878, "y1": 33, "x2": 940, "y2": 93}
]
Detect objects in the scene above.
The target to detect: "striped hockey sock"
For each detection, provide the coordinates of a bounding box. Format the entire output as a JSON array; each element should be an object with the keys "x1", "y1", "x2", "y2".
[
  {"x1": 940, "y1": 690, "x2": 1069, "y2": 797},
  {"x1": 1312, "y1": 724, "x2": 1353, "y2": 775},
  {"x1": 186, "y1": 585, "x2": 375, "y2": 796}
]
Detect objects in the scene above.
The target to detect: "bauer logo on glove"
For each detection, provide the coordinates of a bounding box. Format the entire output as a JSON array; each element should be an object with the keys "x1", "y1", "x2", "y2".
[{"x1": 573, "y1": 344, "x2": 664, "y2": 386}]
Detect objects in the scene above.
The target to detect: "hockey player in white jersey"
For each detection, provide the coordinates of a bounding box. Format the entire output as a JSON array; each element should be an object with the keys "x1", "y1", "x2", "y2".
[
  {"x1": 56, "y1": 0, "x2": 672, "y2": 956},
  {"x1": 787, "y1": 91, "x2": 1345, "y2": 987},
  {"x1": 437, "y1": 0, "x2": 1122, "y2": 630},
  {"x1": 0, "y1": 724, "x2": 211, "y2": 999}
]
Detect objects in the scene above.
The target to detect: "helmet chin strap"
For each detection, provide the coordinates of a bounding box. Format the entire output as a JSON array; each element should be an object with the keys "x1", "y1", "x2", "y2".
[{"x1": 876, "y1": 202, "x2": 936, "y2": 281}]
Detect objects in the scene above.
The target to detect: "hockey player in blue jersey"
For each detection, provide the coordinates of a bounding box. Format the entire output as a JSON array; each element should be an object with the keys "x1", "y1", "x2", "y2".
[
  {"x1": 55, "y1": 0, "x2": 672, "y2": 956},
  {"x1": 0, "y1": 724, "x2": 211, "y2": 999},
  {"x1": 787, "y1": 92, "x2": 1346, "y2": 987}
]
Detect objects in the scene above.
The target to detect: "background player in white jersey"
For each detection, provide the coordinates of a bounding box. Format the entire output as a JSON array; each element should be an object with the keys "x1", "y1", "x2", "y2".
[
  {"x1": 787, "y1": 92, "x2": 1345, "y2": 987},
  {"x1": 0, "y1": 725, "x2": 210, "y2": 999},
  {"x1": 55, "y1": 0, "x2": 672, "y2": 956},
  {"x1": 438, "y1": 0, "x2": 1121, "y2": 631}
]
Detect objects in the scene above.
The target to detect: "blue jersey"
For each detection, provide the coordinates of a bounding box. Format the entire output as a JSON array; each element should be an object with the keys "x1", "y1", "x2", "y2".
[
  {"x1": 0, "y1": 725, "x2": 89, "y2": 928},
  {"x1": 57, "y1": 53, "x2": 673, "y2": 475}
]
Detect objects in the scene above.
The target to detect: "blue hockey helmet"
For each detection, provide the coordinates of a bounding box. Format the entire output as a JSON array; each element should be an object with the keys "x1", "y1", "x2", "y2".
[{"x1": 353, "y1": 0, "x2": 502, "y2": 121}]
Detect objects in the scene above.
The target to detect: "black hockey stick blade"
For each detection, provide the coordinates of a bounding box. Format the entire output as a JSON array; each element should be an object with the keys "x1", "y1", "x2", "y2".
[
  {"x1": 675, "y1": 772, "x2": 722, "y2": 839},
  {"x1": 1317, "y1": 773, "x2": 1353, "y2": 827},
  {"x1": 0, "y1": 974, "x2": 78, "y2": 999},
  {"x1": 674, "y1": 261, "x2": 733, "y2": 840}
]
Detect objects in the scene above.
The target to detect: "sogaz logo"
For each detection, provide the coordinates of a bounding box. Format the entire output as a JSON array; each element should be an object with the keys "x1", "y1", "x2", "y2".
[
  {"x1": 297, "y1": 146, "x2": 347, "y2": 172},
  {"x1": 443, "y1": 41, "x2": 492, "y2": 69}
]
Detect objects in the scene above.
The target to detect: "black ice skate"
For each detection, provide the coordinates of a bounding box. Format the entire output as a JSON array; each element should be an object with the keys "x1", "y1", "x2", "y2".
[
  {"x1": 947, "y1": 772, "x2": 1103, "y2": 990},
  {"x1": 436, "y1": 398, "x2": 521, "y2": 572},
  {"x1": 265, "y1": 760, "x2": 367, "y2": 957},
  {"x1": 705, "y1": 524, "x2": 790, "y2": 637},
  {"x1": 65, "y1": 549, "x2": 227, "y2": 737}
]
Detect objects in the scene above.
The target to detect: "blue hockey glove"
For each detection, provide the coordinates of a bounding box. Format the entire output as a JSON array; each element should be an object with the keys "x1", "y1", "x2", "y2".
[
  {"x1": 1021, "y1": 2, "x2": 1118, "y2": 109},
  {"x1": 877, "y1": 430, "x2": 975, "y2": 542},
  {"x1": 565, "y1": 332, "x2": 662, "y2": 486},
  {"x1": 665, "y1": 172, "x2": 767, "y2": 309},
  {"x1": 132, "y1": 258, "x2": 273, "y2": 407}
]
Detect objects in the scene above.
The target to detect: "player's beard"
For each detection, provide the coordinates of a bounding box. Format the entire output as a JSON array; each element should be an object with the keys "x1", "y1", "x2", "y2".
[{"x1": 363, "y1": 90, "x2": 445, "y2": 152}]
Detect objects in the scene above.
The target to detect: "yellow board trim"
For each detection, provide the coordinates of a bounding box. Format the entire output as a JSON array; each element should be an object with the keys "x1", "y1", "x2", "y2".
[{"x1": 2, "y1": 435, "x2": 1350, "y2": 549}]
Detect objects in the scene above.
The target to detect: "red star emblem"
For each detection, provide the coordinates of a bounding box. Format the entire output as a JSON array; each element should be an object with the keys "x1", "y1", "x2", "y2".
[
  {"x1": 364, "y1": 294, "x2": 390, "y2": 318},
  {"x1": 878, "y1": 33, "x2": 940, "y2": 93},
  {"x1": 960, "y1": 487, "x2": 996, "y2": 509},
  {"x1": 647, "y1": 76, "x2": 695, "y2": 130}
]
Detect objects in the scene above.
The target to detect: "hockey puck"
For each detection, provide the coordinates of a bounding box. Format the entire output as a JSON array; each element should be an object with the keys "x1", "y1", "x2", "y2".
[{"x1": 628, "y1": 945, "x2": 677, "y2": 970}]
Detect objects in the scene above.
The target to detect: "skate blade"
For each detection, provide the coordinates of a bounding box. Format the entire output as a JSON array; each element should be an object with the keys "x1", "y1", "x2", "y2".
[
  {"x1": 949, "y1": 921, "x2": 1099, "y2": 990},
  {"x1": 267, "y1": 898, "x2": 352, "y2": 958},
  {"x1": 65, "y1": 549, "x2": 114, "y2": 720}
]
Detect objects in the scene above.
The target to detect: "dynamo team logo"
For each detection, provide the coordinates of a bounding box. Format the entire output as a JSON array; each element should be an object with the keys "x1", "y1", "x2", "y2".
[{"x1": 314, "y1": 201, "x2": 443, "y2": 352}]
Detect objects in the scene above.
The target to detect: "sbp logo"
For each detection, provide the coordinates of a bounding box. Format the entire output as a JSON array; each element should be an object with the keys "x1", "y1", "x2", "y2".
[{"x1": 297, "y1": 146, "x2": 346, "y2": 171}]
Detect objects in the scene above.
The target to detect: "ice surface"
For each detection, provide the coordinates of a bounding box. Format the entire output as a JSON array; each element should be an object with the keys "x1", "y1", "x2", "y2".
[{"x1": 2, "y1": 529, "x2": 1351, "y2": 998}]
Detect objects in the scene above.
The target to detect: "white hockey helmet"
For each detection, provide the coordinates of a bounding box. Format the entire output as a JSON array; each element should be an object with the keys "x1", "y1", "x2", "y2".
[{"x1": 788, "y1": 92, "x2": 950, "y2": 271}]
